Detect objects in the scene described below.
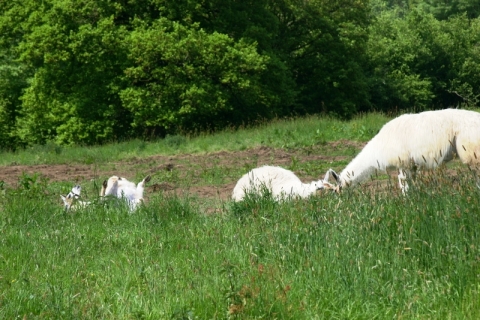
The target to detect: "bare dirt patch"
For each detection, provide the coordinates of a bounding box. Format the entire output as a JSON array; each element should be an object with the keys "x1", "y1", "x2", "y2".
[{"x1": 0, "y1": 142, "x2": 364, "y2": 200}]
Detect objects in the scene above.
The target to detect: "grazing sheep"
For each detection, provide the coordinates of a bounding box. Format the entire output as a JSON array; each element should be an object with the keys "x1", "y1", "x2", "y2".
[
  {"x1": 232, "y1": 165, "x2": 326, "y2": 201},
  {"x1": 100, "y1": 175, "x2": 151, "y2": 211},
  {"x1": 60, "y1": 185, "x2": 91, "y2": 211},
  {"x1": 323, "y1": 109, "x2": 480, "y2": 193}
]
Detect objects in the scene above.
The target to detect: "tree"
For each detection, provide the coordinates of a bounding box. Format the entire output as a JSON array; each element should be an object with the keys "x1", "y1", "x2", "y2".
[
  {"x1": 285, "y1": 0, "x2": 371, "y2": 116},
  {"x1": 154, "y1": 0, "x2": 372, "y2": 117},
  {"x1": 0, "y1": 52, "x2": 29, "y2": 150},
  {"x1": 121, "y1": 19, "x2": 270, "y2": 134},
  {"x1": 367, "y1": 9, "x2": 480, "y2": 112},
  {"x1": 1, "y1": 0, "x2": 132, "y2": 145},
  {"x1": 420, "y1": 0, "x2": 480, "y2": 20},
  {"x1": 441, "y1": 15, "x2": 480, "y2": 106}
]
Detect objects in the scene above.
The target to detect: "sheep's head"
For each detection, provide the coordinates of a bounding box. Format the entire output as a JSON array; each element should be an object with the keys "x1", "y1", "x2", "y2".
[
  {"x1": 308, "y1": 180, "x2": 324, "y2": 193},
  {"x1": 61, "y1": 185, "x2": 82, "y2": 211},
  {"x1": 309, "y1": 179, "x2": 341, "y2": 194}
]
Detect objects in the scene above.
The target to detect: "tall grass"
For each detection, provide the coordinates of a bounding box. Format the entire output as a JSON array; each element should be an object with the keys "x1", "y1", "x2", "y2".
[
  {"x1": 0, "y1": 112, "x2": 479, "y2": 318},
  {"x1": 1, "y1": 168, "x2": 479, "y2": 318}
]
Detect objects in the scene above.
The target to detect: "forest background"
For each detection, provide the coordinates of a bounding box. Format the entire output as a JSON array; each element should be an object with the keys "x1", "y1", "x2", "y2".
[{"x1": 1, "y1": 0, "x2": 479, "y2": 149}]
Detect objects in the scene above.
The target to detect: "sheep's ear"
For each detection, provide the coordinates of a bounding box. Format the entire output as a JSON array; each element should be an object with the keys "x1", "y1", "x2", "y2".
[
  {"x1": 144, "y1": 175, "x2": 151, "y2": 183},
  {"x1": 330, "y1": 170, "x2": 340, "y2": 183},
  {"x1": 323, "y1": 168, "x2": 340, "y2": 183}
]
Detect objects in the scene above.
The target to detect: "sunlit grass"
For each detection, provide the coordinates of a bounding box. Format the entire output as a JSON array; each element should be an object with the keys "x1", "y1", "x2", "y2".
[
  {"x1": 0, "y1": 111, "x2": 479, "y2": 318},
  {"x1": 1, "y1": 166, "x2": 479, "y2": 319},
  {"x1": 0, "y1": 113, "x2": 390, "y2": 166}
]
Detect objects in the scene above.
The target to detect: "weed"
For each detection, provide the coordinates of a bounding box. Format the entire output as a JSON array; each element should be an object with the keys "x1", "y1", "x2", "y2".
[
  {"x1": 171, "y1": 307, "x2": 195, "y2": 320},
  {"x1": 15, "y1": 172, "x2": 49, "y2": 197},
  {"x1": 165, "y1": 134, "x2": 187, "y2": 149},
  {"x1": 0, "y1": 180, "x2": 5, "y2": 197}
]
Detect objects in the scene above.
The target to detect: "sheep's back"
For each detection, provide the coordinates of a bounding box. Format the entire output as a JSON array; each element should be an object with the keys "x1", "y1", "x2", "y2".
[
  {"x1": 371, "y1": 109, "x2": 466, "y2": 169},
  {"x1": 232, "y1": 166, "x2": 303, "y2": 201}
]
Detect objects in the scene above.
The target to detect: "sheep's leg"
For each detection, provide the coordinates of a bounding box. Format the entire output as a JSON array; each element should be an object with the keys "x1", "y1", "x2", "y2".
[
  {"x1": 136, "y1": 175, "x2": 151, "y2": 194},
  {"x1": 398, "y1": 169, "x2": 409, "y2": 194},
  {"x1": 60, "y1": 195, "x2": 71, "y2": 210},
  {"x1": 100, "y1": 180, "x2": 108, "y2": 198},
  {"x1": 107, "y1": 180, "x2": 119, "y2": 197},
  {"x1": 137, "y1": 176, "x2": 151, "y2": 191},
  {"x1": 130, "y1": 175, "x2": 151, "y2": 210}
]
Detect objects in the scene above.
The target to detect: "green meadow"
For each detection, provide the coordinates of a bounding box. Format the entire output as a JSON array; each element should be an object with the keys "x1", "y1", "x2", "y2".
[{"x1": 1, "y1": 113, "x2": 479, "y2": 319}]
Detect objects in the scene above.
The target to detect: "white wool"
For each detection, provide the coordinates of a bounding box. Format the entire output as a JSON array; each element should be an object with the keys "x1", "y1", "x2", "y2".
[
  {"x1": 232, "y1": 165, "x2": 324, "y2": 201},
  {"x1": 101, "y1": 175, "x2": 151, "y2": 211},
  {"x1": 326, "y1": 109, "x2": 480, "y2": 192},
  {"x1": 60, "y1": 185, "x2": 91, "y2": 211}
]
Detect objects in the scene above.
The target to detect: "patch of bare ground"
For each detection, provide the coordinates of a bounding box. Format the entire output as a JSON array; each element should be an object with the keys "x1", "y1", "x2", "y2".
[{"x1": 0, "y1": 141, "x2": 392, "y2": 201}]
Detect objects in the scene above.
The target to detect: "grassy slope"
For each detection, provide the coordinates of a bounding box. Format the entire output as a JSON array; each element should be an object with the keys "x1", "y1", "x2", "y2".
[
  {"x1": 0, "y1": 113, "x2": 387, "y2": 166},
  {"x1": 1, "y1": 113, "x2": 479, "y2": 319}
]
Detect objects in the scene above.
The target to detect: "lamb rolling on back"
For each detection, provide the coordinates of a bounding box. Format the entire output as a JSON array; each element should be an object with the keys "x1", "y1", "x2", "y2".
[
  {"x1": 100, "y1": 175, "x2": 151, "y2": 211},
  {"x1": 61, "y1": 185, "x2": 91, "y2": 211},
  {"x1": 232, "y1": 165, "x2": 326, "y2": 201},
  {"x1": 323, "y1": 109, "x2": 480, "y2": 193}
]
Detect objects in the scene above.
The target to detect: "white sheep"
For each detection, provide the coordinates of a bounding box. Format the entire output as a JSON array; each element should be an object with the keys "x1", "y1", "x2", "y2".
[
  {"x1": 60, "y1": 185, "x2": 91, "y2": 211},
  {"x1": 100, "y1": 175, "x2": 151, "y2": 211},
  {"x1": 232, "y1": 165, "x2": 326, "y2": 201},
  {"x1": 323, "y1": 109, "x2": 480, "y2": 193}
]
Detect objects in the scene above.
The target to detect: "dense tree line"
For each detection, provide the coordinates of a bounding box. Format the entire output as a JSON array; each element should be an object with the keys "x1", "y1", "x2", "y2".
[{"x1": 0, "y1": 0, "x2": 479, "y2": 148}]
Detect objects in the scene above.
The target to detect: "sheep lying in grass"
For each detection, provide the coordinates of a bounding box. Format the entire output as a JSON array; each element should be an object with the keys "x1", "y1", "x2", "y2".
[
  {"x1": 100, "y1": 175, "x2": 151, "y2": 211},
  {"x1": 60, "y1": 185, "x2": 91, "y2": 211},
  {"x1": 323, "y1": 109, "x2": 480, "y2": 193},
  {"x1": 232, "y1": 165, "x2": 326, "y2": 201}
]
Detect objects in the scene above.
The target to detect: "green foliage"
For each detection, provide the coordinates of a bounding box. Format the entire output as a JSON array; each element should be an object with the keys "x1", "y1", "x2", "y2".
[
  {"x1": 0, "y1": 0, "x2": 137, "y2": 145},
  {"x1": 445, "y1": 16, "x2": 480, "y2": 106},
  {"x1": 121, "y1": 18, "x2": 270, "y2": 134},
  {"x1": 14, "y1": 172, "x2": 50, "y2": 198},
  {"x1": 0, "y1": 113, "x2": 389, "y2": 167},
  {"x1": 420, "y1": 0, "x2": 480, "y2": 20},
  {"x1": 0, "y1": 51, "x2": 30, "y2": 150},
  {"x1": 159, "y1": 0, "x2": 372, "y2": 117},
  {"x1": 0, "y1": 0, "x2": 377, "y2": 148},
  {"x1": 286, "y1": 0, "x2": 372, "y2": 116},
  {"x1": 367, "y1": 9, "x2": 480, "y2": 111},
  {"x1": 0, "y1": 112, "x2": 480, "y2": 318},
  {"x1": 0, "y1": 0, "x2": 480, "y2": 148},
  {"x1": 370, "y1": 0, "x2": 480, "y2": 19}
]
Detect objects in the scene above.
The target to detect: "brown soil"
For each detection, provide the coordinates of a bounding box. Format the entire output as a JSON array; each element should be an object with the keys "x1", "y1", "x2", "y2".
[{"x1": 0, "y1": 141, "x2": 366, "y2": 200}]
